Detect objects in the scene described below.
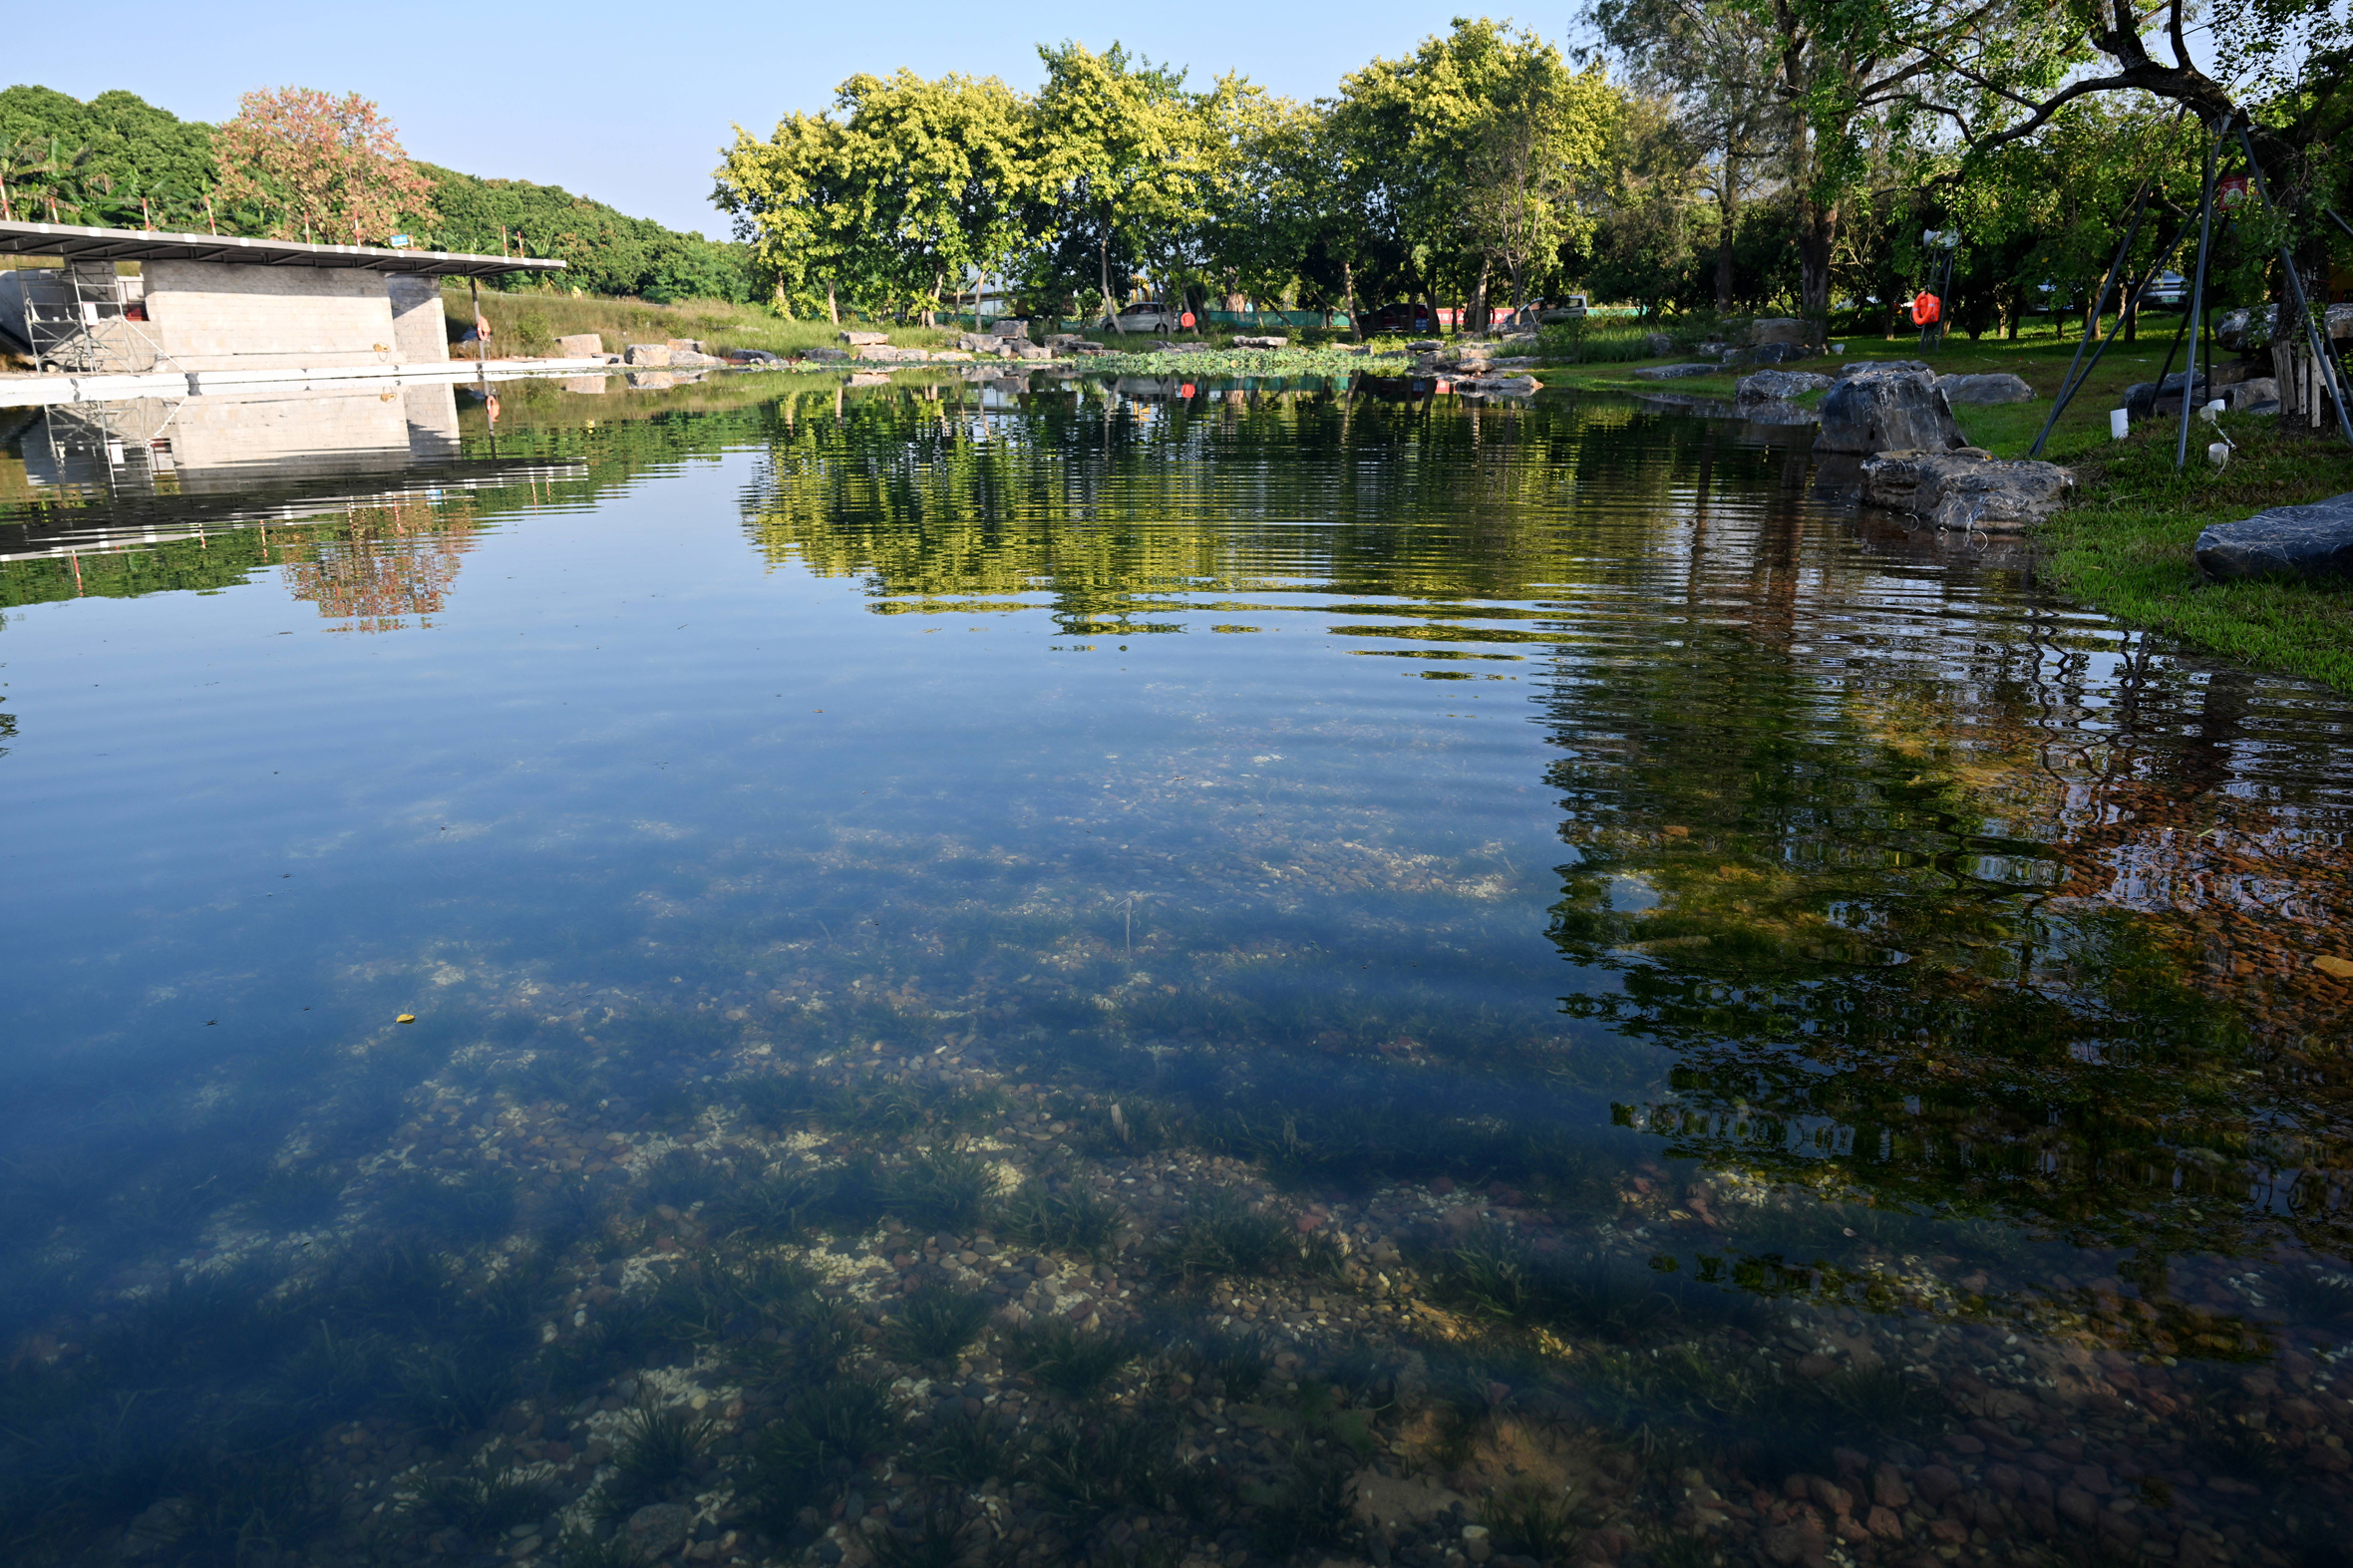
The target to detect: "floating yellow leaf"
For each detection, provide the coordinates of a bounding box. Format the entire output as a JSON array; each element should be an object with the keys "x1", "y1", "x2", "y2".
[
  {"x1": 2315, "y1": 956, "x2": 2353, "y2": 980},
  {"x1": 396, "y1": 1013, "x2": 417, "y2": 1024}
]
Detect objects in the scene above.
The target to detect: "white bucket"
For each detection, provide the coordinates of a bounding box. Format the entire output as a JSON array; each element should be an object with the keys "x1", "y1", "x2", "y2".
[{"x1": 2110, "y1": 409, "x2": 2130, "y2": 439}]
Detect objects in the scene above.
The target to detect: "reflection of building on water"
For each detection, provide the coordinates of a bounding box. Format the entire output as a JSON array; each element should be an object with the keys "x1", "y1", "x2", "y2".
[
  {"x1": 20, "y1": 383, "x2": 462, "y2": 494},
  {"x1": 0, "y1": 386, "x2": 583, "y2": 627}
]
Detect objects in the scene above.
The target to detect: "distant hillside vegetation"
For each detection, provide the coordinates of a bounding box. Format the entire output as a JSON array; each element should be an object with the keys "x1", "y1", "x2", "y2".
[
  {"x1": 0, "y1": 85, "x2": 751, "y2": 303},
  {"x1": 417, "y1": 165, "x2": 750, "y2": 302}
]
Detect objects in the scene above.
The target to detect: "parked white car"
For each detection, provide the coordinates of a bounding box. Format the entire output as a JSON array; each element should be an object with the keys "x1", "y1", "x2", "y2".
[{"x1": 1104, "y1": 301, "x2": 1182, "y2": 334}]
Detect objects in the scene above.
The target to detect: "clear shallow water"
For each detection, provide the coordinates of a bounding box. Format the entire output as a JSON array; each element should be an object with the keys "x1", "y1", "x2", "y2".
[{"x1": 1, "y1": 375, "x2": 2349, "y2": 1568}]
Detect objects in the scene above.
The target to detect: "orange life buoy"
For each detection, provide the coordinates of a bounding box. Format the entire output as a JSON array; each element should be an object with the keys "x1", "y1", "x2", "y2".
[
  {"x1": 1909, "y1": 291, "x2": 1942, "y2": 326},
  {"x1": 1178, "y1": 311, "x2": 1196, "y2": 329}
]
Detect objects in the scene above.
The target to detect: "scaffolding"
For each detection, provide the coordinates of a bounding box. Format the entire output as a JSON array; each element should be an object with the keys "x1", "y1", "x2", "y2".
[
  {"x1": 27, "y1": 397, "x2": 184, "y2": 494},
  {"x1": 17, "y1": 263, "x2": 171, "y2": 373}
]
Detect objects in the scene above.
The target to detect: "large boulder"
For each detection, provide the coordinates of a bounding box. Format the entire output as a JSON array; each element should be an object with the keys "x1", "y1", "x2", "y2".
[
  {"x1": 1838, "y1": 360, "x2": 1927, "y2": 378},
  {"x1": 554, "y1": 333, "x2": 604, "y2": 359},
  {"x1": 1633, "y1": 363, "x2": 1721, "y2": 380},
  {"x1": 665, "y1": 338, "x2": 706, "y2": 355},
  {"x1": 622, "y1": 343, "x2": 670, "y2": 367},
  {"x1": 1643, "y1": 332, "x2": 1676, "y2": 356},
  {"x1": 2194, "y1": 494, "x2": 2353, "y2": 580},
  {"x1": 2215, "y1": 304, "x2": 2353, "y2": 352},
  {"x1": 863, "y1": 344, "x2": 931, "y2": 362},
  {"x1": 991, "y1": 318, "x2": 1031, "y2": 338},
  {"x1": 1860, "y1": 450, "x2": 2076, "y2": 530},
  {"x1": 1747, "y1": 341, "x2": 1818, "y2": 365},
  {"x1": 668, "y1": 348, "x2": 724, "y2": 368},
  {"x1": 1752, "y1": 317, "x2": 1810, "y2": 346},
  {"x1": 1814, "y1": 367, "x2": 1968, "y2": 455},
  {"x1": 2123, "y1": 371, "x2": 2206, "y2": 421},
  {"x1": 1937, "y1": 372, "x2": 2034, "y2": 404},
  {"x1": 2226, "y1": 376, "x2": 2279, "y2": 412},
  {"x1": 803, "y1": 346, "x2": 850, "y2": 363},
  {"x1": 839, "y1": 329, "x2": 890, "y2": 346},
  {"x1": 1233, "y1": 335, "x2": 1288, "y2": 349},
  {"x1": 1738, "y1": 369, "x2": 1835, "y2": 402}
]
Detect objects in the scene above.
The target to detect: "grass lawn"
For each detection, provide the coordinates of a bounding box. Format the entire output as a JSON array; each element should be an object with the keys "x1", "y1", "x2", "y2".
[
  {"x1": 1540, "y1": 318, "x2": 2353, "y2": 693},
  {"x1": 2044, "y1": 418, "x2": 2353, "y2": 693}
]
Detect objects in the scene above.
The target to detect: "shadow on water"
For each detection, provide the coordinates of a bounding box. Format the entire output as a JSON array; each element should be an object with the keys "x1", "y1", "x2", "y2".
[{"x1": 0, "y1": 372, "x2": 2348, "y2": 1564}]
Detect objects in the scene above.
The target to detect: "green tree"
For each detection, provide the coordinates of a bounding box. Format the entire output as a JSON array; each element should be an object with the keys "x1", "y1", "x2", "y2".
[
  {"x1": 0, "y1": 86, "x2": 219, "y2": 229},
  {"x1": 1026, "y1": 41, "x2": 1211, "y2": 322},
  {"x1": 213, "y1": 86, "x2": 437, "y2": 245}
]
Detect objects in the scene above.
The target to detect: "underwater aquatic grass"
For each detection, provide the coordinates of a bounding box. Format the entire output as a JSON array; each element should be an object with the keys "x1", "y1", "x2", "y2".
[
  {"x1": 245, "y1": 1166, "x2": 347, "y2": 1230},
  {"x1": 742, "y1": 1379, "x2": 901, "y2": 1527},
  {"x1": 887, "y1": 1284, "x2": 992, "y2": 1363},
  {"x1": 126, "y1": 1458, "x2": 337, "y2": 1568},
  {"x1": 1018, "y1": 1411, "x2": 1183, "y2": 1520},
  {"x1": 596, "y1": 1400, "x2": 716, "y2": 1516},
  {"x1": 1004, "y1": 1320, "x2": 1136, "y2": 1400},
  {"x1": 1481, "y1": 1480, "x2": 1590, "y2": 1560},
  {"x1": 402, "y1": 1458, "x2": 558, "y2": 1534},
  {"x1": 1164, "y1": 1189, "x2": 1339, "y2": 1282},
  {"x1": 912, "y1": 1411, "x2": 1019, "y2": 1484},
  {"x1": 1428, "y1": 1224, "x2": 1760, "y2": 1342},
  {"x1": 996, "y1": 1181, "x2": 1126, "y2": 1260},
  {"x1": 1174, "y1": 1326, "x2": 1271, "y2": 1400},
  {"x1": 866, "y1": 1495, "x2": 989, "y2": 1568},
  {"x1": 642, "y1": 1148, "x2": 726, "y2": 1209},
  {"x1": 373, "y1": 1169, "x2": 520, "y2": 1245},
  {"x1": 878, "y1": 1147, "x2": 995, "y2": 1229},
  {"x1": 702, "y1": 1166, "x2": 840, "y2": 1239},
  {"x1": 396, "y1": 1344, "x2": 521, "y2": 1438},
  {"x1": 1245, "y1": 1439, "x2": 1355, "y2": 1555}
]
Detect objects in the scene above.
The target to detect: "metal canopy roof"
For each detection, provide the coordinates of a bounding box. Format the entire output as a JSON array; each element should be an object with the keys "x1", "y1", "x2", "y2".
[{"x1": 0, "y1": 219, "x2": 564, "y2": 278}]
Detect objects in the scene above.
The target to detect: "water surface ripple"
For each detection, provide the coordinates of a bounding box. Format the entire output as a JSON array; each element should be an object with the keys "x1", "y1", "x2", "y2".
[{"x1": 0, "y1": 377, "x2": 2347, "y2": 1568}]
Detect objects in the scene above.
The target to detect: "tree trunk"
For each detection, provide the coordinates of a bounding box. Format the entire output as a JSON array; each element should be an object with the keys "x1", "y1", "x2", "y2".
[
  {"x1": 1797, "y1": 194, "x2": 1837, "y2": 326},
  {"x1": 827, "y1": 280, "x2": 839, "y2": 326},
  {"x1": 1099, "y1": 229, "x2": 1119, "y2": 324},
  {"x1": 774, "y1": 279, "x2": 794, "y2": 321},
  {"x1": 1469, "y1": 259, "x2": 1491, "y2": 333},
  {"x1": 1715, "y1": 161, "x2": 1740, "y2": 313},
  {"x1": 1344, "y1": 261, "x2": 1362, "y2": 342}
]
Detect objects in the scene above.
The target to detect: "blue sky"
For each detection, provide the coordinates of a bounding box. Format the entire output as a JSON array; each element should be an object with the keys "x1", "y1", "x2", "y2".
[{"x1": 24, "y1": 1, "x2": 1560, "y2": 236}]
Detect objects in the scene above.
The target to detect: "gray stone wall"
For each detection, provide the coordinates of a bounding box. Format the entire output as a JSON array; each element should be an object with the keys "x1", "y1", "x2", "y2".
[
  {"x1": 144, "y1": 260, "x2": 399, "y2": 371},
  {"x1": 386, "y1": 276, "x2": 449, "y2": 365}
]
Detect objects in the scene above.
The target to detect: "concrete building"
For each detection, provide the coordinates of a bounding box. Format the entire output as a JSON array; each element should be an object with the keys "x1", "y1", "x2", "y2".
[{"x1": 0, "y1": 219, "x2": 560, "y2": 374}]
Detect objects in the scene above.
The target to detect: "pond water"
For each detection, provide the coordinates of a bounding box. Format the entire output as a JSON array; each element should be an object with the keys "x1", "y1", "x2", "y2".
[{"x1": 2, "y1": 374, "x2": 2348, "y2": 1568}]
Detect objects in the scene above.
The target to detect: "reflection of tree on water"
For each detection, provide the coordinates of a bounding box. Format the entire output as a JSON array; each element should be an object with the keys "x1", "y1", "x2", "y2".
[
  {"x1": 273, "y1": 499, "x2": 482, "y2": 632},
  {"x1": 1534, "y1": 515, "x2": 2353, "y2": 1333}
]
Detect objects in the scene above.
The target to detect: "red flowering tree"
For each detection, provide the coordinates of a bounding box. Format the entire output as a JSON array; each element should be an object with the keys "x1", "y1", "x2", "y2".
[{"x1": 213, "y1": 87, "x2": 436, "y2": 244}]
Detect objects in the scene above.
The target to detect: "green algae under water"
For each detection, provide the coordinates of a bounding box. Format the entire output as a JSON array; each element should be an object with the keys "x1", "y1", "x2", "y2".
[{"x1": 1, "y1": 374, "x2": 2349, "y2": 1568}]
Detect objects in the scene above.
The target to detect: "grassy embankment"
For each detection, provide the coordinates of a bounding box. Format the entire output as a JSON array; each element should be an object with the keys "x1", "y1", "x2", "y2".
[{"x1": 1542, "y1": 320, "x2": 2353, "y2": 693}]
